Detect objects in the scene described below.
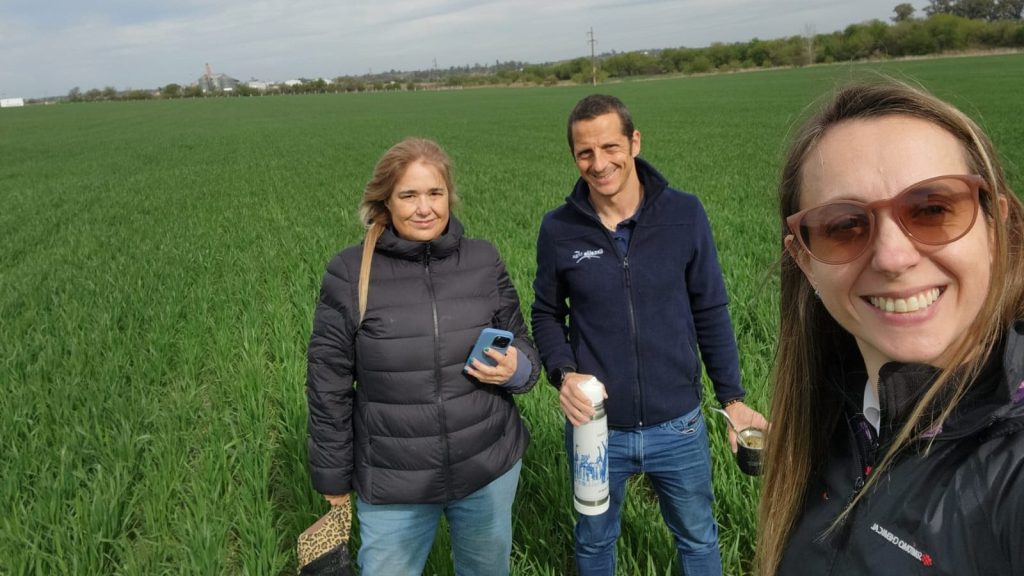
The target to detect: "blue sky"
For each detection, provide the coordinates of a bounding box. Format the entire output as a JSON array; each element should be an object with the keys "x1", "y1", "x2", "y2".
[{"x1": 1, "y1": 0, "x2": 915, "y2": 98}]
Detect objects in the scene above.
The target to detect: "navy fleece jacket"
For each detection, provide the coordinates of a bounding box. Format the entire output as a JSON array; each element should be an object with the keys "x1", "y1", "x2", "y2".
[{"x1": 531, "y1": 157, "x2": 744, "y2": 428}]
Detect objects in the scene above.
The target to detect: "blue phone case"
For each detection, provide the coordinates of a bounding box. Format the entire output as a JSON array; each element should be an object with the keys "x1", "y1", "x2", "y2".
[{"x1": 465, "y1": 328, "x2": 514, "y2": 368}]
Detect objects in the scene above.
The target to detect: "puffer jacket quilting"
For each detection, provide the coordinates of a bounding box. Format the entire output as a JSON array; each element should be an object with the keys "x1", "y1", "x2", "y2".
[{"x1": 307, "y1": 217, "x2": 540, "y2": 504}]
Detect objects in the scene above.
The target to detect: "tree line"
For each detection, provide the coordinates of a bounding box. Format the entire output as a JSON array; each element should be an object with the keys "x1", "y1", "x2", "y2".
[
  {"x1": 916, "y1": 0, "x2": 1023, "y2": 20},
  {"x1": 61, "y1": 8, "x2": 1024, "y2": 103},
  {"x1": 442, "y1": 10, "x2": 1023, "y2": 87}
]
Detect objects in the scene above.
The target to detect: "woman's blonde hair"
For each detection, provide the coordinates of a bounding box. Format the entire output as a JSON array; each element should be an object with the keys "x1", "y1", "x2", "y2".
[
  {"x1": 356, "y1": 138, "x2": 459, "y2": 321},
  {"x1": 757, "y1": 80, "x2": 1024, "y2": 575}
]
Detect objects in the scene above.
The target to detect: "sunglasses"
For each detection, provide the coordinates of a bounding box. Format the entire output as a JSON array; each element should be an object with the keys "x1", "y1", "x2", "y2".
[{"x1": 786, "y1": 174, "x2": 985, "y2": 265}]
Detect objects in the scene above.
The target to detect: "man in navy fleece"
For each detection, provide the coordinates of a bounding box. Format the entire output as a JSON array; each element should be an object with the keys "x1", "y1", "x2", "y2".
[{"x1": 531, "y1": 94, "x2": 767, "y2": 575}]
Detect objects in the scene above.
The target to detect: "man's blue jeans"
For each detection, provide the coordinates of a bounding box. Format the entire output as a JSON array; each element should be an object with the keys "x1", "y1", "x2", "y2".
[
  {"x1": 566, "y1": 405, "x2": 722, "y2": 575},
  {"x1": 355, "y1": 459, "x2": 522, "y2": 576}
]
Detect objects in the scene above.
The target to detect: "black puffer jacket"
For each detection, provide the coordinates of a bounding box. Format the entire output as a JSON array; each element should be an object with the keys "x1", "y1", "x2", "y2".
[
  {"x1": 778, "y1": 321, "x2": 1024, "y2": 575},
  {"x1": 306, "y1": 217, "x2": 540, "y2": 504}
]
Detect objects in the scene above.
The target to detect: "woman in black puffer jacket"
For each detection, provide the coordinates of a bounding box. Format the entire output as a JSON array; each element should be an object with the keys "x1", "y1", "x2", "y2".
[{"x1": 306, "y1": 138, "x2": 540, "y2": 576}]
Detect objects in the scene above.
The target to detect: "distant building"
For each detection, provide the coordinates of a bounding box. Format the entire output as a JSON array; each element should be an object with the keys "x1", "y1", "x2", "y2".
[
  {"x1": 197, "y1": 64, "x2": 240, "y2": 93},
  {"x1": 246, "y1": 81, "x2": 270, "y2": 91},
  {"x1": 198, "y1": 73, "x2": 239, "y2": 93},
  {"x1": 1, "y1": 98, "x2": 25, "y2": 108}
]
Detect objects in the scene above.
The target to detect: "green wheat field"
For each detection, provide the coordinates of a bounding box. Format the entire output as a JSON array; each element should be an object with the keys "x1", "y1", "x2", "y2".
[{"x1": 2, "y1": 53, "x2": 1022, "y2": 575}]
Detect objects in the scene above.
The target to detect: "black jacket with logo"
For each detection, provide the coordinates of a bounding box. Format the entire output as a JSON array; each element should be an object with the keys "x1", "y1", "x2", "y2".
[
  {"x1": 778, "y1": 321, "x2": 1024, "y2": 575},
  {"x1": 306, "y1": 218, "x2": 540, "y2": 504}
]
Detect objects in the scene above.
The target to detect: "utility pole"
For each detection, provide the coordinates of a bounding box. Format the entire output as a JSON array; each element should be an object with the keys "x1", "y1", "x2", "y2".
[
  {"x1": 588, "y1": 27, "x2": 598, "y2": 86},
  {"x1": 804, "y1": 23, "x2": 816, "y2": 66}
]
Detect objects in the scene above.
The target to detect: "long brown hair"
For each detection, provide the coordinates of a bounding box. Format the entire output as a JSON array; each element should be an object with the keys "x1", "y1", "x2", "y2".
[
  {"x1": 356, "y1": 138, "x2": 458, "y2": 321},
  {"x1": 757, "y1": 80, "x2": 1024, "y2": 575}
]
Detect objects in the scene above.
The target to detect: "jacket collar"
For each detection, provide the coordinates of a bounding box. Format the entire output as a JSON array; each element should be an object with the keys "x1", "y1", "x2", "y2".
[
  {"x1": 374, "y1": 216, "x2": 463, "y2": 261},
  {"x1": 873, "y1": 320, "x2": 1024, "y2": 440},
  {"x1": 566, "y1": 157, "x2": 669, "y2": 221}
]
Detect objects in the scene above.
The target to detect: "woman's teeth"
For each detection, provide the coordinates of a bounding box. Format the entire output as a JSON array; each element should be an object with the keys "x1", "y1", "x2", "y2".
[{"x1": 869, "y1": 288, "x2": 941, "y2": 313}]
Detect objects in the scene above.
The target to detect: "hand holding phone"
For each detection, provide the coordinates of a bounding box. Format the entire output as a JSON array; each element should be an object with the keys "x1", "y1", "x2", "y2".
[{"x1": 465, "y1": 328, "x2": 514, "y2": 369}]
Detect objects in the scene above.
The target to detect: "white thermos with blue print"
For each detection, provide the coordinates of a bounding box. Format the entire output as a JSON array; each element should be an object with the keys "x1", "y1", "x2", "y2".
[{"x1": 573, "y1": 377, "x2": 609, "y2": 515}]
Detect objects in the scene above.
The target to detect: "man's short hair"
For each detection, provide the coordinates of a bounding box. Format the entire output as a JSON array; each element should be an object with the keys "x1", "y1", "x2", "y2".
[{"x1": 567, "y1": 94, "x2": 635, "y2": 151}]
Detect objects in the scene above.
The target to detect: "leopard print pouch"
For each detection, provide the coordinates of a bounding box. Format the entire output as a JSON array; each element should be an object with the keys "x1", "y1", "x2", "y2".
[{"x1": 297, "y1": 497, "x2": 353, "y2": 572}]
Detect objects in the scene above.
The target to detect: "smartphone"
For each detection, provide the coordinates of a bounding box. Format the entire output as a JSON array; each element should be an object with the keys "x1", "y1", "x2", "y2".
[{"x1": 465, "y1": 328, "x2": 514, "y2": 369}]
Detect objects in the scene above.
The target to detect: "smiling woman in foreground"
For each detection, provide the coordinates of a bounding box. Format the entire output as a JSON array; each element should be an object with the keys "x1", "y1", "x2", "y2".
[{"x1": 757, "y1": 81, "x2": 1024, "y2": 575}]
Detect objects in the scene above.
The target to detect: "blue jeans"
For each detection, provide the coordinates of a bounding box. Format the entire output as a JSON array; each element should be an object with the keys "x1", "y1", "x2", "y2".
[
  {"x1": 355, "y1": 459, "x2": 521, "y2": 576},
  {"x1": 566, "y1": 406, "x2": 721, "y2": 576}
]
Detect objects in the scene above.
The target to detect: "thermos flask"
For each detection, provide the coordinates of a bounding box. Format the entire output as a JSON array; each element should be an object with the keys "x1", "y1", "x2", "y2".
[{"x1": 573, "y1": 377, "x2": 609, "y2": 515}]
